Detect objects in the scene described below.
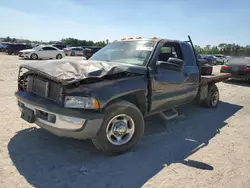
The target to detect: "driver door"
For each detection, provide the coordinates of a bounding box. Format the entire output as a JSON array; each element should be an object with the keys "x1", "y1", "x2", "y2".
[{"x1": 150, "y1": 42, "x2": 187, "y2": 113}]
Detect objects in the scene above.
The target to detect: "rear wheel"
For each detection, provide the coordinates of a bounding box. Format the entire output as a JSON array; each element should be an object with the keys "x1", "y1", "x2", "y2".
[
  {"x1": 56, "y1": 54, "x2": 63, "y2": 59},
  {"x1": 30, "y1": 53, "x2": 38, "y2": 60},
  {"x1": 8, "y1": 52, "x2": 12, "y2": 55},
  {"x1": 92, "y1": 100, "x2": 145, "y2": 155},
  {"x1": 203, "y1": 84, "x2": 219, "y2": 108},
  {"x1": 71, "y1": 52, "x2": 75, "y2": 56}
]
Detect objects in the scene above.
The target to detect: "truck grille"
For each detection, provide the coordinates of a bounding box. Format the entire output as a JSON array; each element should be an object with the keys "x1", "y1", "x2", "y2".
[{"x1": 19, "y1": 73, "x2": 63, "y2": 104}]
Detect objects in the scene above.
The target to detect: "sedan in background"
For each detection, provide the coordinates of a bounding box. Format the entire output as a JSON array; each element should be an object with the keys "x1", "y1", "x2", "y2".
[
  {"x1": 0, "y1": 43, "x2": 12, "y2": 52},
  {"x1": 214, "y1": 54, "x2": 228, "y2": 64},
  {"x1": 201, "y1": 55, "x2": 217, "y2": 65},
  {"x1": 52, "y1": 44, "x2": 67, "y2": 50},
  {"x1": 6, "y1": 43, "x2": 32, "y2": 55},
  {"x1": 19, "y1": 45, "x2": 65, "y2": 60},
  {"x1": 83, "y1": 46, "x2": 103, "y2": 59},
  {"x1": 63, "y1": 47, "x2": 84, "y2": 56},
  {"x1": 220, "y1": 58, "x2": 250, "y2": 80}
]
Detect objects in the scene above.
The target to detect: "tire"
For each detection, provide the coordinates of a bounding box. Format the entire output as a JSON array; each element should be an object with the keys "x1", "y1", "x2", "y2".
[
  {"x1": 70, "y1": 52, "x2": 75, "y2": 56},
  {"x1": 56, "y1": 54, "x2": 63, "y2": 59},
  {"x1": 203, "y1": 84, "x2": 219, "y2": 108},
  {"x1": 30, "y1": 53, "x2": 38, "y2": 60},
  {"x1": 201, "y1": 64, "x2": 213, "y2": 75},
  {"x1": 8, "y1": 52, "x2": 12, "y2": 55},
  {"x1": 92, "y1": 100, "x2": 145, "y2": 155}
]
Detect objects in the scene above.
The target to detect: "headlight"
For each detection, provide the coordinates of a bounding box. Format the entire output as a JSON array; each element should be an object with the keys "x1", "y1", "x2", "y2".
[{"x1": 64, "y1": 96, "x2": 99, "y2": 109}]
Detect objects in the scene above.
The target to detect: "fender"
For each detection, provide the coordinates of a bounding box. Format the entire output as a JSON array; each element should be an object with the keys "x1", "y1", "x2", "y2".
[{"x1": 64, "y1": 75, "x2": 148, "y2": 115}]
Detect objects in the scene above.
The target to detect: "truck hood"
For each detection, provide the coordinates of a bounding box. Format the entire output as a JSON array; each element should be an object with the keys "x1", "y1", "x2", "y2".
[{"x1": 20, "y1": 60, "x2": 147, "y2": 85}]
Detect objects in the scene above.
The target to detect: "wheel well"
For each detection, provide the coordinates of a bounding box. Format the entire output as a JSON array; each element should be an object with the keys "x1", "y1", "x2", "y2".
[{"x1": 105, "y1": 91, "x2": 147, "y2": 115}]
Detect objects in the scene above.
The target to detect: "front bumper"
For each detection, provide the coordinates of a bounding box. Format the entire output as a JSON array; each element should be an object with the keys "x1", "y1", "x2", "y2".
[
  {"x1": 15, "y1": 91, "x2": 104, "y2": 140},
  {"x1": 19, "y1": 53, "x2": 30, "y2": 58}
]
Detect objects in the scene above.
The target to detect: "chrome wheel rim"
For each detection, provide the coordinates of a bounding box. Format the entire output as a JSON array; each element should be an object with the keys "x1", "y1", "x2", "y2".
[
  {"x1": 32, "y1": 54, "x2": 37, "y2": 59},
  {"x1": 57, "y1": 54, "x2": 62, "y2": 59},
  {"x1": 106, "y1": 114, "x2": 135, "y2": 145},
  {"x1": 211, "y1": 92, "x2": 219, "y2": 106}
]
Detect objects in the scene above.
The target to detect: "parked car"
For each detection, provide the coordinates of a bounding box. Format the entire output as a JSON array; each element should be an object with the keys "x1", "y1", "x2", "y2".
[
  {"x1": 83, "y1": 46, "x2": 103, "y2": 59},
  {"x1": 220, "y1": 58, "x2": 250, "y2": 80},
  {"x1": 0, "y1": 43, "x2": 12, "y2": 52},
  {"x1": 52, "y1": 44, "x2": 67, "y2": 50},
  {"x1": 201, "y1": 55, "x2": 217, "y2": 65},
  {"x1": 6, "y1": 44, "x2": 32, "y2": 55},
  {"x1": 15, "y1": 36, "x2": 231, "y2": 155},
  {"x1": 19, "y1": 45, "x2": 65, "y2": 60},
  {"x1": 214, "y1": 54, "x2": 228, "y2": 64},
  {"x1": 63, "y1": 47, "x2": 84, "y2": 56}
]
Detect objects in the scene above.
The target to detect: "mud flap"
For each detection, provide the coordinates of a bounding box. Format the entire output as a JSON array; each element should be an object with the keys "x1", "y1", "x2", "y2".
[{"x1": 196, "y1": 85, "x2": 208, "y2": 105}]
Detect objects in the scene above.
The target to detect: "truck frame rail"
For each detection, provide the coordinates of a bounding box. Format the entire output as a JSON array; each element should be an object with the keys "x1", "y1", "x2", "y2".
[{"x1": 200, "y1": 73, "x2": 231, "y2": 86}]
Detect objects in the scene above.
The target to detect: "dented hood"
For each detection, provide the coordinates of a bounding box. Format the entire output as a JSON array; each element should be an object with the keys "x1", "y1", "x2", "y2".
[{"x1": 20, "y1": 60, "x2": 147, "y2": 85}]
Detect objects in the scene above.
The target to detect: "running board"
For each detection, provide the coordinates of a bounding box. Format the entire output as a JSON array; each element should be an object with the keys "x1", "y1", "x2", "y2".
[{"x1": 160, "y1": 108, "x2": 179, "y2": 121}]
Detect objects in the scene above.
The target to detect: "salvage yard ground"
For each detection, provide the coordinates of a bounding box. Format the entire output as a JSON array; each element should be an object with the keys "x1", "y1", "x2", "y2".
[{"x1": 0, "y1": 53, "x2": 250, "y2": 188}]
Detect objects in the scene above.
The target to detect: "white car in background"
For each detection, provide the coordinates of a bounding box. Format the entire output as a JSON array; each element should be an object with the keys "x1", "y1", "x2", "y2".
[
  {"x1": 214, "y1": 54, "x2": 229, "y2": 64},
  {"x1": 19, "y1": 45, "x2": 65, "y2": 60},
  {"x1": 63, "y1": 47, "x2": 84, "y2": 56}
]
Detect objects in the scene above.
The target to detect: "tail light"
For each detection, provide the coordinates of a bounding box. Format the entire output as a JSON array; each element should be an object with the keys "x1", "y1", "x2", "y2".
[
  {"x1": 221, "y1": 65, "x2": 229, "y2": 70},
  {"x1": 244, "y1": 67, "x2": 250, "y2": 72}
]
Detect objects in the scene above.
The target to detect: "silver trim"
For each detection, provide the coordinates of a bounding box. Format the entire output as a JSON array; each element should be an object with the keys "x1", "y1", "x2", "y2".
[
  {"x1": 18, "y1": 99, "x2": 85, "y2": 130},
  {"x1": 45, "y1": 81, "x2": 49, "y2": 98}
]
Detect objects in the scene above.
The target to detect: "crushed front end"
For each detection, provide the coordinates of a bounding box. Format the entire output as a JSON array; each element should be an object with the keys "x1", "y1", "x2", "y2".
[{"x1": 15, "y1": 66, "x2": 103, "y2": 140}]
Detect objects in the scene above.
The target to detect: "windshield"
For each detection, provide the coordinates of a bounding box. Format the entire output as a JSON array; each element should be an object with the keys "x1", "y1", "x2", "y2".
[{"x1": 89, "y1": 40, "x2": 157, "y2": 66}]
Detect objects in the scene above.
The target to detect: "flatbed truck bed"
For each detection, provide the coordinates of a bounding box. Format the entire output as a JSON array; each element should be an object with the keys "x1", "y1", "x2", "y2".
[{"x1": 200, "y1": 73, "x2": 231, "y2": 86}]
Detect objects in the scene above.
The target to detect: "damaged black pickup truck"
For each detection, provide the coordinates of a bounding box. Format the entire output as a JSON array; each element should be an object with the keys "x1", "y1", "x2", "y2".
[{"x1": 15, "y1": 36, "x2": 231, "y2": 155}]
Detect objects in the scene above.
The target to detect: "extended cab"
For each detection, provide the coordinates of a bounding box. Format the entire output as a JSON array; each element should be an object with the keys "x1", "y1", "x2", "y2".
[{"x1": 15, "y1": 36, "x2": 231, "y2": 155}]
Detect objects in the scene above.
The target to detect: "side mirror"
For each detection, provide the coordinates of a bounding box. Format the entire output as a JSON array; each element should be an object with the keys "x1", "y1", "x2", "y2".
[{"x1": 157, "y1": 57, "x2": 184, "y2": 71}]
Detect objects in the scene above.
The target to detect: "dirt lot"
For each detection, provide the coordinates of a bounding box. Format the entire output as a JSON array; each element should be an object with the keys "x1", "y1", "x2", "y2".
[{"x1": 0, "y1": 54, "x2": 250, "y2": 188}]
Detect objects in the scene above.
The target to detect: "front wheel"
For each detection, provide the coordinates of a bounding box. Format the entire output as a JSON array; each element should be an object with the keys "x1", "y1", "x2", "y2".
[
  {"x1": 30, "y1": 53, "x2": 38, "y2": 60},
  {"x1": 56, "y1": 54, "x2": 63, "y2": 59},
  {"x1": 92, "y1": 100, "x2": 145, "y2": 155}
]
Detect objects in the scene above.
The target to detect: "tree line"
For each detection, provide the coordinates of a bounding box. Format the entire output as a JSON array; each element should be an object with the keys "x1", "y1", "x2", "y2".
[
  {"x1": 1, "y1": 36, "x2": 250, "y2": 56},
  {"x1": 195, "y1": 44, "x2": 250, "y2": 56},
  {"x1": 60, "y1": 38, "x2": 108, "y2": 47},
  {"x1": 1, "y1": 36, "x2": 108, "y2": 47}
]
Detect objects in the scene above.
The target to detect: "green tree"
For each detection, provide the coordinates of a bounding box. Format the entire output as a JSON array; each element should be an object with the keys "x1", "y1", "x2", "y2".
[{"x1": 3, "y1": 36, "x2": 11, "y2": 42}]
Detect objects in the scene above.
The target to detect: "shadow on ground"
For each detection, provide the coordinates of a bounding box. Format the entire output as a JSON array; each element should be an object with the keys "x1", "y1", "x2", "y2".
[
  {"x1": 8, "y1": 101, "x2": 242, "y2": 188},
  {"x1": 223, "y1": 79, "x2": 250, "y2": 87}
]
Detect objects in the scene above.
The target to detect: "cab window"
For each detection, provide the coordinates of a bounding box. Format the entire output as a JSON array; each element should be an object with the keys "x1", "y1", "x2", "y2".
[{"x1": 158, "y1": 42, "x2": 183, "y2": 62}]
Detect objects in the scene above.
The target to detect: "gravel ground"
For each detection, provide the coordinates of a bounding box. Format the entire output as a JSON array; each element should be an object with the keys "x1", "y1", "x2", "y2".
[{"x1": 0, "y1": 54, "x2": 250, "y2": 188}]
